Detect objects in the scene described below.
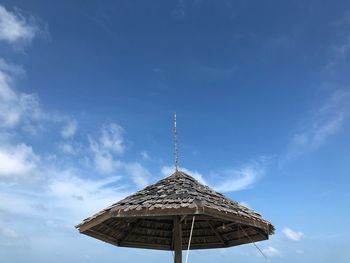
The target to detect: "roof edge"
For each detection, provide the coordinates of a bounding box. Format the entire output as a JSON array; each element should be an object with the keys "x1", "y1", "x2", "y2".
[{"x1": 76, "y1": 206, "x2": 274, "y2": 235}]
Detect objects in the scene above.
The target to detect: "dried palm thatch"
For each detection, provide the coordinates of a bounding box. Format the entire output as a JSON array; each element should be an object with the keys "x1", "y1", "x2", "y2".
[{"x1": 76, "y1": 171, "x2": 274, "y2": 251}]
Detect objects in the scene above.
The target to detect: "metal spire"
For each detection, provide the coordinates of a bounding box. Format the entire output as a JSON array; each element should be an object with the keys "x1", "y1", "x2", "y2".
[{"x1": 174, "y1": 112, "x2": 179, "y2": 172}]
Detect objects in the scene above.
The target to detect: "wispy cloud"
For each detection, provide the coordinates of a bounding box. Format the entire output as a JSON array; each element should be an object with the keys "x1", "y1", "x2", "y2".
[
  {"x1": 0, "y1": 5, "x2": 38, "y2": 45},
  {"x1": 47, "y1": 169, "x2": 128, "y2": 222},
  {"x1": 61, "y1": 119, "x2": 77, "y2": 139},
  {"x1": 88, "y1": 123, "x2": 125, "y2": 174},
  {"x1": 287, "y1": 90, "x2": 350, "y2": 159},
  {"x1": 0, "y1": 225, "x2": 24, "y2": 247},
  {"x1": 0, "y1": 7, "x2": 51, "y2": 134},
  {"x1": 0, "y1": 59, "x2": 31, "y2": 128},
  {"x1": 0, "y1": 58, "x2": 60, "y2": 134},
  {"x1": 261, "y1": 246, "x2": 281, "y2": 257},
  {"x1": 171, "y1": 0, "x2": 185, "y2": 20},
  {"x1": 58, "y1": 142, "x2": 77, "y2": 155},
  {"x1": 327, "y1": 36, "x2": 350, "y2": 69},
  {"x1": 0, "y1": 168, "x2": 129, "y2": 226},
  {"x1": 213, "y1": 158, "x2": 267, "y2": 192},
  {"x1": 140, "y1": 150, "x2": 150, "y2": 160},
  {"x1": 89, "y1": 123, "x2": 125, "y2": 154},
  {"x1": 161, "y1": 157, "x2": 268, "y2": 193},
  {"x1": 282, "y1": 227, "x2": 304, "y2": 241},
  {"x1": 124, "y1": 162, "x2": 150, "y2": 188},
  {"x1": 0, "y1": 58, "x2": 25, "y2": 76},
  {"x1": 238, "y1": 201, "x2": 251, "y2": 209},
  {"x1": 0, "y1": 226, "x2": 18, "y2": 239},
  {"x1": 327, "y1": 14, "x2": 350, "y2": 70},
  {"x1": 0, "y1": 143, "x2": 40, "y2": 178},
  {"x1": 296, "y1": 249, "x2": 304, "y2": 254}
]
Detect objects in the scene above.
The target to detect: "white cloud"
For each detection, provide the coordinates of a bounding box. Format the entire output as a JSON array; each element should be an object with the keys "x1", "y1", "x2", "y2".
[
  {"x1": 283, "y1": 227, "x2": 304, "y2": 241},
  {"x1": 98, "y1": 123, "x2": 125, "y2": 154},
  {"x1": 293, "y1": 113, "x2": 344, "y2": 148},
  {"x1": 288, "y1": 90, "x2": 350, "y2": 158},
  {"x1": 327, "y1": 33, "x2": 350, "y2": 69},
  {"x1": 0, "y1": 5, "x2": 37, "y2": 44},
  {"x1": 326, "y1": 14, "x2": 350, "y2": 69},
  {"x1": 0, "y1": 58, "x2": 24, "y2": 100},
  {"x1": 47, "y1": 170, "x2": 127, "y2": 221},
  {"x1": 0, "y1": 225, "x2": 23, "y2": 247},
  {"x1": 0, "y1": 58, "x2": 74, "y2": 136},
  {"x1": 58, "y1": 142, "x2": 76, "y2": 155},
  {"x1": 0, "y1": 226, "x2": 18, "y2": 239},
  {"x1": 161, "y1": 165, "x2": 208, "y2": 185},
  {"x1": 214, "y1": 160, "x2": 266, "y2": 192},
  {"x1": 0, "y1": 58, "x2": 25, "y2": 76},
  {"x1": 124, "y1": 162, "x2": 150, "y2": 188},
  {"x1": 140, "y1": 150, "x2": 149, "y2": 160},
  {"x1": 262, "y1": 246, "x2": 281, "y2": 257},
  {"x1": 238, "y1": 201, "x2": 251, "y2": 209},
  {"x1": 0, "y1": 58, "x2": 45, "y2": 131},
  {"x1": 87, "y1": 126, "x2": 151, "y2": 188},
  {"x1": 61, "y1": 119, "x2": 77, "y2": 139},
  {"x1": 161, "y1": 160, "x2": 266, "y2": 193},
  {"x1": 0, "y1": 59, "x2": 22, "y2": 126},
  {"x1": 94, "y1": 152, "x2": 122, "y2": 174},
  {"x1": 89, "y1": 123, "x2": 125, "y2": 174},
  {"x1": 0, "y1": 143, "x2": 39, "y2": 178},
  {"x1": 0, "y1": 69, "x2": 16, "y2": 101},
  {"x1": 0, "y1": 168, "x2": 129, "y2": 225}
]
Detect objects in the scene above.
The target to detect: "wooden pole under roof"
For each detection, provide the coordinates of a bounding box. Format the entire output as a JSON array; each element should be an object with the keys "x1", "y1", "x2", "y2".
[{"x1": 174, "y1": 216, "x2": 182, "y2": 263}]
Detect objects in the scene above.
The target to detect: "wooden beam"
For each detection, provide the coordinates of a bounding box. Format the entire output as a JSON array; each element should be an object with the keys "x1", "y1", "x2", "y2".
[
  {"x1": 77, "y1": 211, "x2": 112, "y2": 232},
  {"x1": 207, "y1": 221, "x2": 226, "y2": 245},
  {"x1": 226, "y1": 233, "x2": 266, "y2": 246},
  {"x1": 100, "y1": 222, "x2": 120, "y2": 237},
  {"x1": 222, "y1": 222, "x2": 239, "y2": 230},
  {"x1": 110, "y1": 206, "x2": 271, "y2": 234},
  {"x1": 186, "y1": 242, "x2": 225, "y2": 248},
  {"x1": 170, "y1": 227, "x2": 174, "y2": 251},
  {"x1": 118, "y1": 219, "x2": 142, "y2": 244},
  {"x1": 83, "y1": 229, "x2": 119, "y2": 247},
  {"x1": 136, "y1": 226, "x2": 172, "y2": 233},
  {"x1": 141, "y1": 219, "x2": 173, "y2": 227},
  {"x1": 125, "y1": 233, "x2": 171, "y2": 241},
  {"x1": 173, "y1": 216, "x2": 182, "y2": 263},
  {"x1": 254, "y1": 227, "x2": 269, "y2": 239},
  {"x1": 112, "y1": 206, "x2": 205, "y2": 218},
  {"x1": 120, "y1": 241, "x2": 170, "y2": 251},
  {"x1": 182, "y1": 227, "x2": 211, "y2": 233},
  {"x1": 202, "y1": 207, "x2": 270, "y2": 231}
]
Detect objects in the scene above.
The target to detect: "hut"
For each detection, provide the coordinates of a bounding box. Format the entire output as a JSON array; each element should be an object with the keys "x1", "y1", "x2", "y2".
[{"x1": 76, "y1": 170, "x2": 274, "y2": 262}]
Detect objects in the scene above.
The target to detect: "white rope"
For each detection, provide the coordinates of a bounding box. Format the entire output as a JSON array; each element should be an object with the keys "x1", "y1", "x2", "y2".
[
  {"x1": 238, "y1": 224, "x2": 268, "y2": 262},
  {"x1": 185, "y1": 216, "x2": 195, "y2": 263}
]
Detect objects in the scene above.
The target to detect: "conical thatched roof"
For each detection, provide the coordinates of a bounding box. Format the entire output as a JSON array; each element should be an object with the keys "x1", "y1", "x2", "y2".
[{"x1": 76, "y1": 171, "x2": 274, "y2": 250}]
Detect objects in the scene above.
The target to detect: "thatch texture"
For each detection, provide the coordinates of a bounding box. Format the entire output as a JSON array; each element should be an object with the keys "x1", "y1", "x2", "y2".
[{"x1": 76, "y1": 171, "x2": 274, "y2": 250}]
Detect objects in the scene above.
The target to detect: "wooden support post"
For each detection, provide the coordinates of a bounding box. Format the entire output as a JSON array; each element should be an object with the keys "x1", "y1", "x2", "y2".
[{"x1": 174, "y1": 216, "x2": 182, "y2": 263}]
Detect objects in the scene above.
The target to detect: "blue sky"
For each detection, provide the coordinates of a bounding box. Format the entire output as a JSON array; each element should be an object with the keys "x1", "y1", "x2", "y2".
[{"x1": 0, "y1": 1, "x2": 350, "y2": 262}]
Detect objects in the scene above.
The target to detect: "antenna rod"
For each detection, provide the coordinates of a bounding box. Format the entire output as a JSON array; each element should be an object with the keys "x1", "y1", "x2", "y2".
[{"x1": 174, "y1": 112, "x2": 179, "y2": 171}]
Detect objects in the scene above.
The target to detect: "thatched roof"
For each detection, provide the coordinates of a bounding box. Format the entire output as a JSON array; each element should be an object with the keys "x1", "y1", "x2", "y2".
[{"x1": 76, "y1": 171, "x2": 274, "y2": 250}]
